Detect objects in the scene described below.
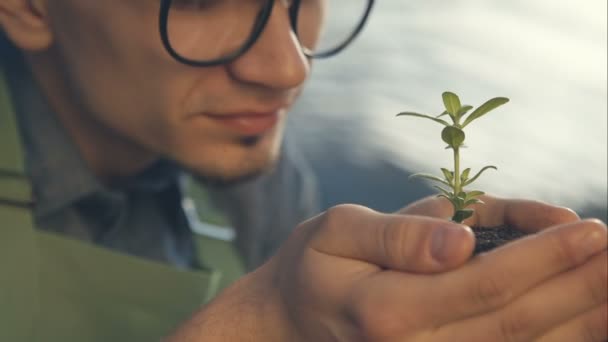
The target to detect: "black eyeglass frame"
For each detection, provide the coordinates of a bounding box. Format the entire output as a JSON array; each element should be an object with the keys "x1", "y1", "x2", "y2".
[{"x1": 159, "y1": 0, "x2": 375, "y2": 67}]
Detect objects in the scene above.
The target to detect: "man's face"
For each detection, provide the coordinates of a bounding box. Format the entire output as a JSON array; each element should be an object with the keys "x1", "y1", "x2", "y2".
[{"x1": 42, "y1": 0, "x2": 317, "y2": 183}]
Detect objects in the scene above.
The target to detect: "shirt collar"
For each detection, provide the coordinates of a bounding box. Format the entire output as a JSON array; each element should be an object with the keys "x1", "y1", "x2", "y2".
[{"x1": 5, "y1": 58, "x2": 179, "y2": 219}]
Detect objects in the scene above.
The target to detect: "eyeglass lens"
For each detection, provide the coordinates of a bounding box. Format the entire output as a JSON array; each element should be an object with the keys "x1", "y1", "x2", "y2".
[{"x1": 165, "y1": 0, "x2": 370, "y2": 62}]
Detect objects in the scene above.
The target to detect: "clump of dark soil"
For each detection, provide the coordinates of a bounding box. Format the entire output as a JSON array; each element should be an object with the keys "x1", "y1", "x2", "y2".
[{"x1": 472, "y1": 225, "x2": 528, "y2": 255}]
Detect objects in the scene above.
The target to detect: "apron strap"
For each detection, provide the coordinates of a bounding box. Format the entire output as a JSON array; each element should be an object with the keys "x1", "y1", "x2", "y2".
[
  {"x1": 0, "y1": 67, "x2": 39, "y2": 341},
  {"x1": 0, "y1": 68, "x2": 33, "y2": 206},
  {"x1": 181, "y1": 178, "x2": 246, "y2": 290}
]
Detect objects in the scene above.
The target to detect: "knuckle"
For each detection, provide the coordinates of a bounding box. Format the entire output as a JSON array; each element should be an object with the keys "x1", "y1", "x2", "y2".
[
  {"x1": 317, "y1": 204, "x2": 358, "y2": 234},
  {"x1": 471, "y1": 269, "x2": 514, "y2": 309},
  {"x1": 325, "y1": 203, "x2": 358, "y2": 216},
  {"x1": 378, "y1": 220, "x2": 415, "y2": 269},
  {"x1": 311, "y1": 204, "x2": 370, "y2": 250},
  {"x1": 322, "y1": 204, "x2": 361, "y2": 227}
]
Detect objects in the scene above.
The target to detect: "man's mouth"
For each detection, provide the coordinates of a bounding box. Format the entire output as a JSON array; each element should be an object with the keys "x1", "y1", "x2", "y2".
[{"x1": 203, "y1": 110, "x2": 283, "y2": 136}]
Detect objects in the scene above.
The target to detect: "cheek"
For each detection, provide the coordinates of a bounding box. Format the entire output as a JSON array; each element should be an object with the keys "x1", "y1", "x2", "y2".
[{"x1": 46, "y1": 1, "x2": 187, "y2": 148}]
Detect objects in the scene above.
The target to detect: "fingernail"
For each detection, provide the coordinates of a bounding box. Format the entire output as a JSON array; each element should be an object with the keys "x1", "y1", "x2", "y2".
[{"x1": 431, "y1": 225, "x2": 469, "y2": 263}]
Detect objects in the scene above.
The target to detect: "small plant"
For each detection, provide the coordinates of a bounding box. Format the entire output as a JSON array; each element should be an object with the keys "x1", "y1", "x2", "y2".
[{"x1": 397, "y1": 92, "x2": 509, "y2": 223}]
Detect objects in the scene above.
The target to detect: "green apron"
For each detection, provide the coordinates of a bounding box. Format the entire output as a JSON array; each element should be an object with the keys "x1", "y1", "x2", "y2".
[{"x1": 0, "y1": 69, "x2": 245, "y2": 341}]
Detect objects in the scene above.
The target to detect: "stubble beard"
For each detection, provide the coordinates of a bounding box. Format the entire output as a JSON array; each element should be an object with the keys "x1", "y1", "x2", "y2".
[{"x1": 187, "y1": 134, "x2": 283, "y2": 187}]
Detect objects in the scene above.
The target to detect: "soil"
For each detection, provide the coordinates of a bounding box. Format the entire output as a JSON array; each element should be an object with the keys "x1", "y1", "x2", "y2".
[{"x1": 472, "y1": 225, "x2": 529, "y2": 255}]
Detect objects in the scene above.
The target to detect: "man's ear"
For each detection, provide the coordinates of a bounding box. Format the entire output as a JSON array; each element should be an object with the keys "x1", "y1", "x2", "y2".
[{"x1": 0, "y1": 0, "x2": 52, "y2": 51}]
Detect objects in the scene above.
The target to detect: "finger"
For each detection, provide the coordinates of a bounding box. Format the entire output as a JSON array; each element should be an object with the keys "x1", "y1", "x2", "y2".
[
  {"x1": 537, "y1": 304, "x2": 607, "y2": 342},
  {"x1": 399, "y1": 195, "x2": 580, "y2": 233},
  {"x1": 398, "y1": 196, "x2": 453, "y2": 219},
  {"x1": 470, "y1": 196, "x2": 580, "y2": 233},
  {"x1": 431, "y1": 251, "x2": 607, "y2": 342},
  {"x1": 438, "y1": 251, "x2": 607, "y2": 342},
  {"x1": 424, "y1": 219, "x2": 607, "y2": 324},
  {"x1": 308, "y1": 204, "x2": 475, "y2": 273}
]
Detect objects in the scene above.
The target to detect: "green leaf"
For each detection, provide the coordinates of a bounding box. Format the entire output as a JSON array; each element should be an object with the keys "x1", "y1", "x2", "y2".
[
  {"x1": 457, "y1": 105, "x2": 474, "y2": 117},
  {"x1": 397, "y1": 112, "x2": 450, "y2": 126},
  {"x1": 464, "y1": 198, "x2": 484, "y2": 206},
  {"x1": 409, "y1": 173, "x2": 450, "y2": 187},
  {"x1": 440, "y1": 168, "x2": 454, "y2": 184},
  {"x1": 463, "y1": 166, "x2": 498, "y2": 186},
  {"x1": 462, "y1": 97, "x2": 509, "y2": 128},
  {"x1": 452, "y1": 209, "x2": 474, "y2": 223},
  {"x1": 433, "y1": 186, "x2": 453, "y2": 198},
  {"x1": 441, "y1": 126, "x2": 466, "y2": 149},
  {"x1": 442, "y1": 92, "x2": 461, "y2": 117},
  {"x1": 465, "y1": 190, "x2": 485, "y2": 201},
  {"x1": 460, "y1": 168, "x2": 471, "y2": 183},
  {"x1": 436, "y1": 110, "x2": 449, "y2": 118},
  {"x1": 463, "y1": 191, "x2": 485, "y2": 207},
  {"x1": 452, "y1": 194, "x2": 466, "y2": 209},
  {"x1": 437, "y1": 194, "x2": 452, "y2": 204}
]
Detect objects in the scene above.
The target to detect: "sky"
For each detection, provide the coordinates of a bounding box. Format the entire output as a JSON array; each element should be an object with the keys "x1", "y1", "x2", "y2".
[{"x1": 291, "y1": 0, "x2": 607, "y2": 212}]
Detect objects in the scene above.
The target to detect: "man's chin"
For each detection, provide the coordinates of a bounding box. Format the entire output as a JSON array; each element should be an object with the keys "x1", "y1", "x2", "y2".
[
  {"x1": 187, "y1": 156, "x2": 279, "y2": 187},
  {"x1": 180, "y1": 129, "x2": 284, "y2": 187},
  {"x1": 195, "y1": 168, "x2": 267, "y2": 187}
]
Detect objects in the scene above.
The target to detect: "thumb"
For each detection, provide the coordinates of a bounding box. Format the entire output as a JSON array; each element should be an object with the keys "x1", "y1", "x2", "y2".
[{"x1": 308, "y1": 204, "x2": 475, "y2": 274}]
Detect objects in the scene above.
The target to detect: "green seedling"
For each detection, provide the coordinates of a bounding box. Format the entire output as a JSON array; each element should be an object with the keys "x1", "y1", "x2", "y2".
[{"x1": 397, "y1": 91, "x2": 509, "y2": 223}]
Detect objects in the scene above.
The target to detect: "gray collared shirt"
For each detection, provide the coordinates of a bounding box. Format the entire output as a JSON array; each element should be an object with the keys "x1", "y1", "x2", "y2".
[{"x1": 4, "y1": 56, "x2": 321, "y2": 270}]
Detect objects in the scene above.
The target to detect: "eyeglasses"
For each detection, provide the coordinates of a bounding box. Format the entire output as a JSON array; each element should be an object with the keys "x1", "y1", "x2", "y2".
[{"x1": 159, "y1": 0, "x2": 375, "y2": 67}]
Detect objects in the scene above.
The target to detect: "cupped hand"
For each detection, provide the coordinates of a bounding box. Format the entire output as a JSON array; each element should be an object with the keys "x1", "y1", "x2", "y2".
[
  {"x1": 169, "y1": 203, "x2": 607, "y2": 342},
  {"x1": 271, "y1": 204, "x2": 607, "y2": 341}
]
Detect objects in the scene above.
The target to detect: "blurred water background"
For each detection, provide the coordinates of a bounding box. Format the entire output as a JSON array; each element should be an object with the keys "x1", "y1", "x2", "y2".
[{"x1": 288, "y1": 0, "x2": 608, "y2": 221}]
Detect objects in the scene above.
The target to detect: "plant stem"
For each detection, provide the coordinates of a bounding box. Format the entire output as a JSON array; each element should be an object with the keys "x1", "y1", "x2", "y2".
[{"x1": 453, "y1": 147, "x2": 461, "y2": 198}]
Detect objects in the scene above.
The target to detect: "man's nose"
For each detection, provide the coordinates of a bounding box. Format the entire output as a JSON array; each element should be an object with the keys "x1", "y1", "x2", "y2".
[{"x1": 226, "y1": 1, "x2": 309, "y2": 90}]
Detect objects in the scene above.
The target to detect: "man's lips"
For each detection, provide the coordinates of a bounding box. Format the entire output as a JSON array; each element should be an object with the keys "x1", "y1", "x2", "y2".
[{"x1": 202, "y1": 111, "x2": 281, "y2": 136}]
